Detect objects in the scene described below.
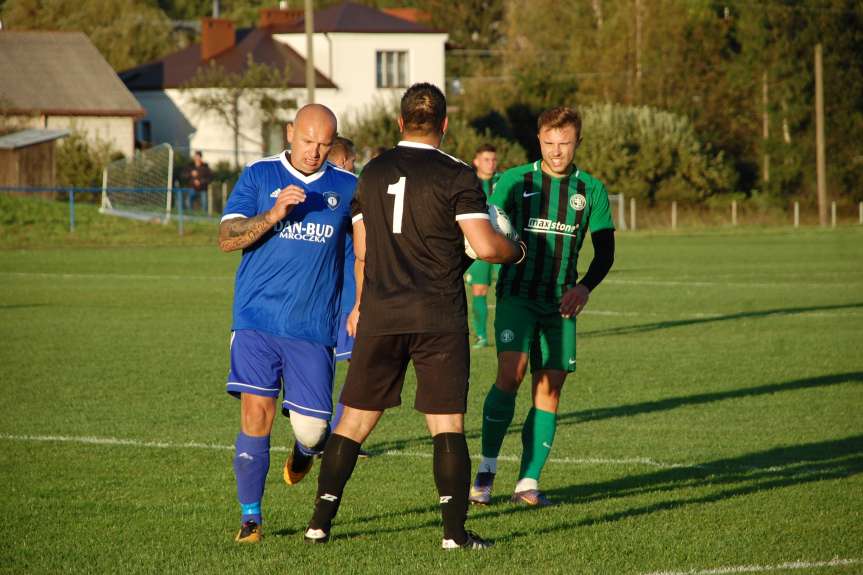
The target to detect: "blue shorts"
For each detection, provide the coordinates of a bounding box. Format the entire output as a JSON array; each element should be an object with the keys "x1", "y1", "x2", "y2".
[
  {"x1": 334, "y1": 312, "x2": 354, "y2": 362},
  {"x1": 226, "y1": 329, "x2": 336, "y2": 420}
]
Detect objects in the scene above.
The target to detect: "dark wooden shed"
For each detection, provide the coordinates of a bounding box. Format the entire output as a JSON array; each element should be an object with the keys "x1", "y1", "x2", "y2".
[{"x1": 0, "y1": 129, "x2": 70, "y2": 188}]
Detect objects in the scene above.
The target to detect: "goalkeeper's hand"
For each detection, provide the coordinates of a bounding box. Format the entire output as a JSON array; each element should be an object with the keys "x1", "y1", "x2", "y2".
[{"x1": 559, "y1": 284, "x2": 590, "y2": 318}]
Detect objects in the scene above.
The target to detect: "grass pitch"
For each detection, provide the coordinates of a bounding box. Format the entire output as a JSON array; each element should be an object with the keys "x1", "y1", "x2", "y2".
[{"x1": 0, "y1": 197, "x2": 861, "y2": 574}]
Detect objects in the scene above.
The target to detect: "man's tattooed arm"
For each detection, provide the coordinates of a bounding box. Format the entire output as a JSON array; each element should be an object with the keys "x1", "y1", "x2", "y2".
[{"x1": 219, "y1": 213, "x2": 276, "y2": 252}]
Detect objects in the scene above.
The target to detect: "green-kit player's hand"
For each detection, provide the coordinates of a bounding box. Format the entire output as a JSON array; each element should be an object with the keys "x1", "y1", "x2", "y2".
[{"x1": 559, "y1": 284, "x2": 590, "y2": 318}]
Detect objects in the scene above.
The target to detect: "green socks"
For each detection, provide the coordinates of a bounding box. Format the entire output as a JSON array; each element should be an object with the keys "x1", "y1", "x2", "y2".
[
  {"x1": 480, "y1": 384, "x2": 516, "y2": 459},
  {"x1": 518, "y1": 407, "x2": 557, "y2": 481},
  {"x1": 472, "y1": 295, "x2": 488, "y2": 340}
]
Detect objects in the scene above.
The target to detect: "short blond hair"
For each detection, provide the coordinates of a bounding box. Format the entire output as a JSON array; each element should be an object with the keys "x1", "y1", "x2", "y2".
[{"x1": 537, "y1": 106, "x2": 582, "y2": 137}]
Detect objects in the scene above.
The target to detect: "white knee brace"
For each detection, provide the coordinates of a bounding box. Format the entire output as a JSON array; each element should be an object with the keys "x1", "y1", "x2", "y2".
[{"x1": 289, "y1": 411, "x2": 329, "y2": 450}]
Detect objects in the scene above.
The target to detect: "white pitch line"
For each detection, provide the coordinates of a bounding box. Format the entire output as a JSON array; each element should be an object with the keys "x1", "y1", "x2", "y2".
[
  {"x1": 1, "y1": 271, "x2": 230, "y2": 282},
  {"x1": 4, "y1": 271, "x2": 860, "y2": 289},
  {"x1": 641, "y1": 557, "x2": 861, "y2": 575},
  {"x1": 487, "y1": 307, "x2": 860, "y2": 320},
  {"x1": 0, "y1": 433, "x2": 693, "y2": 469},
  {"x1": 382, "y1": 450, "x2": 691, "y2": 469},
  {"x1": 605, "y1": 278, "x2": 859, "y2": 289}
]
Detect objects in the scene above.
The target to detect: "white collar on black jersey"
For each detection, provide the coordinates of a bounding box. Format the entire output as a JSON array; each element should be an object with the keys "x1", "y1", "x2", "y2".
[
  {"x1": 397, "y1": 140, "x2": 436, "y2": 150},
  {"x1": 279, "y1": 151, "x2": 328, "y2": 184}
]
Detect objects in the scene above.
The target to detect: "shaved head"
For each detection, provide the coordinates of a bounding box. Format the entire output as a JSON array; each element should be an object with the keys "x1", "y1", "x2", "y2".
[
  {"x1": 290, "y1": 104, "x2": 338, "y2": 174},
  {"x1": 295, "y1": 104, "x2": 338, "y2": 133}
]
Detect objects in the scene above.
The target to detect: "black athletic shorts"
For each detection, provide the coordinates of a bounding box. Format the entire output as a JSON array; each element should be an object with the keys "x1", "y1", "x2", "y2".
[{"x1": 340, "y1": 332, "x2": 470, "y2": 414}]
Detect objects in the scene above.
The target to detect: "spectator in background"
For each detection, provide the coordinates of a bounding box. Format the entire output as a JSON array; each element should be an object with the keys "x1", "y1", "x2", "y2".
[{"x1": 183, "y1": 150, "x2": 212, "y2": 211}]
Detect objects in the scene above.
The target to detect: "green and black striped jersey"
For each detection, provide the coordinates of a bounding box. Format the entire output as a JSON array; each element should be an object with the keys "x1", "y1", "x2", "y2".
[
  {"x1": 489, "y1": 161, "x2": 615, "y2": 301},
  {"x1": 479, "y1": 173, "x2": 501, "y2": 198}
]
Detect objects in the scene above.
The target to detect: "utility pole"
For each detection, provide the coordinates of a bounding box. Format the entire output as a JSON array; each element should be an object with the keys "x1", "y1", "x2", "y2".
[
  {"x1": 815, "y1": 43, "x2": 827, "y2": 226},
  {"x1": 762, "y1": 71, "x2": 770, "y2": 184},
  {"x1": 305, "y1": 0, "x2": 316, "y2": 104},
  {"x1": 212, "y1": 0, "x2": 219, "y2": 18},
  {"x1": 634, "y1": 0, "x2": 642, "y2": 104}
]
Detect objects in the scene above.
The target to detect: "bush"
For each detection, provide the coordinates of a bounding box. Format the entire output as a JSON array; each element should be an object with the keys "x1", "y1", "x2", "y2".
[
  {"x1": 340, "y1": 100, "x2": 527, "y2": 169},
  {"x1": 56, "y1": 132, "x2": 120, "y2": 189},
  {"x1": 579, "y1": 104, "x2": 736, "y2": 204}
]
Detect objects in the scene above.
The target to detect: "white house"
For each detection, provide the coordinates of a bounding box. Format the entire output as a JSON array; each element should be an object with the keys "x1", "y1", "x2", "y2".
[
  {"x1": 120, "y1": 2, "x2": 447, "y2": 166},
  {"x1": 0, "y1": 31, "x2": 143, "y2": 158}
]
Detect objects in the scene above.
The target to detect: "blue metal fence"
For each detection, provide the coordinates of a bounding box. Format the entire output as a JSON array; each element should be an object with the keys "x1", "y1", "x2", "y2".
[{"x1": 0, "y1": 186, "x2": 199, "y2": 235}]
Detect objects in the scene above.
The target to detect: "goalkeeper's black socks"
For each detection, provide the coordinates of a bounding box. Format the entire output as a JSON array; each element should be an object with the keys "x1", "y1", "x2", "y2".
[
  {"x1": 309, "y1": 433, "x2": 361, "y2": 532},
  {"x1": 433, "y1": 432, "x2": 471, "y2": 545}
]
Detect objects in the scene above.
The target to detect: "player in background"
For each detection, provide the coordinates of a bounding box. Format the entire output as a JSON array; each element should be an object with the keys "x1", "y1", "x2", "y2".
[
  {"x1": 464, "y1": 144, "x2": 501, "y2": 349},
  {"x1": 320, "y1": 136, "x2": 369, "y2": 459},
  {"x1": 304, "y1": 83, "x2": 525, "y2": 549},
  {"x1": 469, "y1": 106, "x2": 615, "y2": 507},
  {"x1": 328, "y1": 136, "x2": 356, "y2": 175},
  {"x1": 219, "y1": 104, "x2": 357, "y2": 543}
]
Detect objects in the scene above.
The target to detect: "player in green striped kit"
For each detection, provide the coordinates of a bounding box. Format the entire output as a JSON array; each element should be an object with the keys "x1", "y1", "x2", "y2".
[
  {"x1": 469, "y1": 107, "x2": 616, "y2": 507},
  {"x1": 464, "y1": 144, "x2": 501, "y2": 349}
]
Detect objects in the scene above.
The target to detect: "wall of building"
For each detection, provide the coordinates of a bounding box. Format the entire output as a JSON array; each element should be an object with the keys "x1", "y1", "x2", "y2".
[
  {"x1": 130, "y1": 32, "x2": 447, "y2": 167},
  {"x1": 10, "y1": 115, "x2": 136, "y2": 159},
  {"x1": 0, "y1": 142, "x2": 56, "y2": 188},
  {"x1": 44, "y1": 116, "x2": 135, "y2": 158},
  {"x1": 134, "y1": 88, "x2": 308, "y2": 167},
  {"x1": 274, "y1": 32, "x2": 448, "y2": 126}
]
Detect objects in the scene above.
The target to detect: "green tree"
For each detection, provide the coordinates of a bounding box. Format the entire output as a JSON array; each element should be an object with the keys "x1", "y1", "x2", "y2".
[
  {"x1": 1, "y1": 0, "x2": 175, "y2": 70},
  {"x1": 732, "y1": 0, "x2": 863, "y2": 202},
  {"x1": 182, "y1": 57, "x2": 296, "y2": 167},
  {"x1": 579, "y1": 104, "x2": 735, "y2": 203},
  {"x1": 465, "y1": 0, "x2": 863, "y2": 202},
  {"x1": 56, "y1": 131, "x2": 120, "y2": 189},
  {"x1": 340, "y1": 99, "x2": 526, "y2": 169}
]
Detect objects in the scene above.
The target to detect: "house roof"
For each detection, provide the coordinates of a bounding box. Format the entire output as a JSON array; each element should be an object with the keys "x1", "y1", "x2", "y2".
[
  {"x1": 120, "y1": 26, "x2": 337, "y2": 91},
  {"x1": 0, "y1": 31, "x2": 144, "y2": 117},
  {"x1": 0, "y1": 129, "x2": 70, "y2": 150},
  {"x1": 275, "y1": 2, "x2": 440, "y2": 34}
]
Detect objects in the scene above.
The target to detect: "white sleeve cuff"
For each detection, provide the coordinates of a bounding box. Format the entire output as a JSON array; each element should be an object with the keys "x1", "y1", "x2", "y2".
[
  {"x1": 220, "y1": 213, "x2": 249, "y2": 223},
  {"x1": 455, "y1": 213, "x2": 490, "y2": 221}
]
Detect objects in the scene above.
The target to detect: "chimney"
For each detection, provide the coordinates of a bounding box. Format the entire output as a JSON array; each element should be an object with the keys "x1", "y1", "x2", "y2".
[
  {"x1": 201, "y1": 18, "x2": 235, "y2": 61},
  {"x1": 258, "y1": 7, "x2": 303, "y2": 28}
]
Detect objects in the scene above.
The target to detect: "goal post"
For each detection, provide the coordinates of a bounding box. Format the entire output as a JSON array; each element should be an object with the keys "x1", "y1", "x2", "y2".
[
  {"x1": 101, "y1": 143, "x2": 174, "y2": 223},
  {"x1": 608, "y1": 193, "x2": 626, "y2": 231}
]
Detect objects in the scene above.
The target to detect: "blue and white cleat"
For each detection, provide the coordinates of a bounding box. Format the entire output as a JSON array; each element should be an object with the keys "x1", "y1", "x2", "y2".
[{"x1": 468, "y1": 472, "x2": 495, "y2": 505}]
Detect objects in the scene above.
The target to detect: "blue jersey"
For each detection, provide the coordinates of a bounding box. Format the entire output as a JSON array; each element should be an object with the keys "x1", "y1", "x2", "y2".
[
  {"x1": 223, "y1": 153, "x2": 357, "y2": 346},
  {"x1": 340, "y1": 233, "x2": 356, "y2": 313}
]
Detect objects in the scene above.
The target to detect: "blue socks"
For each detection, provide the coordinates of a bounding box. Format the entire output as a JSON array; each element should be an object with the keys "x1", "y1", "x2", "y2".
[{"x1": 233, "y1": 432, "x2": 270, "y2": 525}]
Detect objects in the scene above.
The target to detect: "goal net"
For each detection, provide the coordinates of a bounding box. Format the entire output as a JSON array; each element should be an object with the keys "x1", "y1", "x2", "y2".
[{"x1": 100, "y1": 143, "x2": 174, "y2": 222}]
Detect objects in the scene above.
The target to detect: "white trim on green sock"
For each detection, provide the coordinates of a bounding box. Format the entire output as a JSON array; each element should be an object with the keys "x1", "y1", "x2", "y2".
[{"x1": 515, "y1": 478, "x2": 538, "y2": 493}]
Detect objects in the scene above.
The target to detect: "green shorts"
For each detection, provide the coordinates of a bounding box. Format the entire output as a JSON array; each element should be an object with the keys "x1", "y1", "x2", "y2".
[
  {"x1": 465, "y1": 259, "x2": 493, "y2": 286},
  {"x1": 494, "y1": 296, "x2": 577, "y2": 373}
]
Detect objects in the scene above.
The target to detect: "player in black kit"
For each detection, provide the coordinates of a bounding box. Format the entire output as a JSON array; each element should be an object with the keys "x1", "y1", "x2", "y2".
[{"x1": 304, "y1": 83, "x2": 525, "y2": 549}]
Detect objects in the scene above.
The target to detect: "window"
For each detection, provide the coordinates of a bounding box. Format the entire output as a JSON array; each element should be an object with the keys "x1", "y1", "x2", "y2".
[
  {"x1": 376, "y1": 51, "x2": 408, "y2": 88},
  {"x1": 137, "y1": 120, "x2": 152, "y2": 145}
]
